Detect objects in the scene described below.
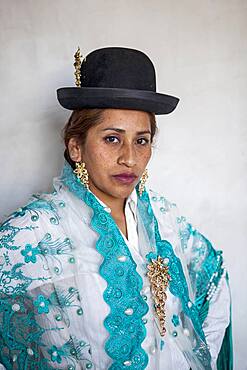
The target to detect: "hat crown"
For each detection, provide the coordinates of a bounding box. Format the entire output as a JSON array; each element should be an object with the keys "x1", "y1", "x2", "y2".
[{"x1": 80, "y1": 47, "x2": 156, "y2": 91}]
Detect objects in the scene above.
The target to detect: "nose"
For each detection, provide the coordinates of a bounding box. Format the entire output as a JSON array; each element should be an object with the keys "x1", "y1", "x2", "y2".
[{"x1": 117, "y1": 142, "x2": 136, "y2": 167}]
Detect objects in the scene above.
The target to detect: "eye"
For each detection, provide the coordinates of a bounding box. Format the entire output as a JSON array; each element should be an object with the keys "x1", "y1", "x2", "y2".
[
  {"x1": 104, "y1": 135, "x2": 120, "y2": 144},
  {"x1": 136, "y1": 137, "x2": 150, "y2": 145}
]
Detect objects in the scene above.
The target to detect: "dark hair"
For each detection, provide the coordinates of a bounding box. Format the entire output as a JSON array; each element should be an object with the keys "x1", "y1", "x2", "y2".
[{"x1": 63, "y1": 108, "x2": 157, "y2": 162}]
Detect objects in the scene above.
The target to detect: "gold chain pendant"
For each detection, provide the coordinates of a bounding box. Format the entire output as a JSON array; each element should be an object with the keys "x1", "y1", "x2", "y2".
[{"x1": 147, "y1": 256, "x2": 170, "y2": 336}]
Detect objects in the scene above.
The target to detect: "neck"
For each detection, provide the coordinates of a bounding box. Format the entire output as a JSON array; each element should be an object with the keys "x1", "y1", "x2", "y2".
[{"x1": 89, "y1": 184, "x2": 126, "y2": 216}]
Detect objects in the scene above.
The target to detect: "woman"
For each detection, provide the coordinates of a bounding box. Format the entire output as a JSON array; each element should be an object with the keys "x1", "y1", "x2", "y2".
[{"x1": 0, "y1": 47, "x2": 232, "y2": 370}]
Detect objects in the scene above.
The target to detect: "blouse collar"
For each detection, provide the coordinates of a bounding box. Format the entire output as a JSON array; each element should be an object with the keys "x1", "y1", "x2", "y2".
[{"x1": 89, "y1": 187, "x2": 138, "y2": 218}]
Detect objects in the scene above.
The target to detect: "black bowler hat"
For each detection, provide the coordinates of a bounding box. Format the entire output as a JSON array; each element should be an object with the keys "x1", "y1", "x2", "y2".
[{"x1": 57, "y1": 47, "x2": 179, "y2": 115}]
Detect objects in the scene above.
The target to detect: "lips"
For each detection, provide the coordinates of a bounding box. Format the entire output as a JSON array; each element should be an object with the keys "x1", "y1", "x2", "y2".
[{"x1": 112, "y1": 173, "x2": 138, "y2": 185}]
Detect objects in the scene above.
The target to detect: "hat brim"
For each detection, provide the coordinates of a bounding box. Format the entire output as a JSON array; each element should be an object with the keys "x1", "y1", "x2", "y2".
[{"x1": 57, "y1": 87, "x2": 179, "y2": 115}]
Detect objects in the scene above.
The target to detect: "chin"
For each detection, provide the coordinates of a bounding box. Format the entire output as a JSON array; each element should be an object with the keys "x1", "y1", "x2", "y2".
[
  {"x1": 111, "y1": 188, "x2": 134, "y2": 199},
  {"x1": 109, "y1": 184, "x2": 137, "y2": 199}
]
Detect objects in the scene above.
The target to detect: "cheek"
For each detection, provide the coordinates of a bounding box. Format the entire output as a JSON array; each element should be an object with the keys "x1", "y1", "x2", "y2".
[
  {"x1": 84, "y1": 143, "x2": 115, "y2": 173},
  {"x1": 137, "y1": 148, "x2": 152, "y2": 166}
]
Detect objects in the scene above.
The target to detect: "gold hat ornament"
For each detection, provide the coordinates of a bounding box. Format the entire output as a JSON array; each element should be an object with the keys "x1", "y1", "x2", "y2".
[{"x1": 74, "y1": 47, "x2": 82, "y2": 87}]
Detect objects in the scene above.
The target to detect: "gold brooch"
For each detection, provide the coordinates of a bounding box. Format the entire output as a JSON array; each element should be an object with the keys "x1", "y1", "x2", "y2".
[{"x1": 147, "y1": 255, "x2": 170, "y2": 336}]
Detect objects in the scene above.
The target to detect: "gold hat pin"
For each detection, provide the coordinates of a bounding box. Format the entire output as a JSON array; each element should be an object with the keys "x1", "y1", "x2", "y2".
[{"x1": 74, "y1": 47, "x2": 82, "y2": 87}]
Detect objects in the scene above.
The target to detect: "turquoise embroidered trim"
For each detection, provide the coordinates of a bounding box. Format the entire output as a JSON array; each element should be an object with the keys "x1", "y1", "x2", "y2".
[{"x1": 61, "y1": 162, "x2": 149, "y2": 370}]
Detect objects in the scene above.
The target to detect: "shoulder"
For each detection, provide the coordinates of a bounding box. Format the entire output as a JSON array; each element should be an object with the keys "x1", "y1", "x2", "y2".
[
  {"x1": 148, "y1": 188, "x2": 178, "y2": 212},
  {"x1": 1, "y1": 192, "x2": 61, "y2": 233},
  {"x1": 147, "y1": 188, "x2": 195, "y2": 248},
  {"x1": 0, "y1": 192, "x2": 77, "y2": 294},
  {"x1": 0, "y1": 192, "x2": 70, "y2": 270},
  {"x1": 147, "y1": 188, "x2": 181, "y2": 226}
]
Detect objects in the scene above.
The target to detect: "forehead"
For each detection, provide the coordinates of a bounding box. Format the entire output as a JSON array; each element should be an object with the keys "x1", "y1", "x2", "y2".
[{"x1": 95, "y1": 109, "x2": 151, "y2": 132}]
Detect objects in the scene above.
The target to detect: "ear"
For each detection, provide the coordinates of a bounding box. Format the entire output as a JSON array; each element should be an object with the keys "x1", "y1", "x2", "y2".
[{"x1": 67, "y1": 138, "x2": 82, "y2": 162}]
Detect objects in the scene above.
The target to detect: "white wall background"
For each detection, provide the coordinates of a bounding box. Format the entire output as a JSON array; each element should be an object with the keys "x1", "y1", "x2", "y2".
[{"x1": 0, "y1": 0, "x2": 246, "y2": 368}]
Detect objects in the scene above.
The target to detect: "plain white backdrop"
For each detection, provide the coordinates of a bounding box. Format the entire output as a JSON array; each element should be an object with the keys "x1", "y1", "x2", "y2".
[{"x1": 0, "y1": 0, "x2": 246, "y2": 368}]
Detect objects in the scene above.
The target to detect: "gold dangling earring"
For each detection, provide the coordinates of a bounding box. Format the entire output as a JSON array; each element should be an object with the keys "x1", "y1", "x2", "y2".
[
  {"x1": 139, "y1": 169, "x2": 148, "y2": 196},
  {"x1": 73, "y1": 162, "x2": 89, "y2": 190}
]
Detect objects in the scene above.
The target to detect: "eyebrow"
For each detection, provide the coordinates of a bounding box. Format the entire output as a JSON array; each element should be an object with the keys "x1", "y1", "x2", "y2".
[{"x1": 102, "y1": 128, "x2": 151, "y2": 135}]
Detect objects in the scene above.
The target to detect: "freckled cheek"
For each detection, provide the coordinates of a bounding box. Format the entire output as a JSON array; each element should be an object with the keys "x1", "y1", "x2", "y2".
[
  {"x1": 137, "y1": 150, "x2": 152, "y2": 169},
  {"x1": 86, "y1": 150, "x2": 116, "y2": 179}
]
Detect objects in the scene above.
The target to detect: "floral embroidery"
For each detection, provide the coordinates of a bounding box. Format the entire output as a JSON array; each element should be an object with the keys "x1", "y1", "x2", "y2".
[
  {"x1": 48, "y1": 345, "x2": 63, "y2": 363},
  {"x1": 34, "y1": 294, "x2": 50, "y2": 314},
  {"x1": 0, "y1": 263, "x2": 44, "y2": 295},
  {"x1": 0, "y1": 220, "x2": 36, "y2": 250},
  {"x1": 38, "y1": 233, "x2": 74, "y2": 275},
  {"x1": 19, "y1": 233, "x2": 74, "y2": 275},
  {"x1": 21, "y1": 243, "x2": 40, "y2": 263},
  {"x1": 47, "y1": 337, "x2": 93, "y2": 368},
  {"x1": 49, "y1": 286, "x2": 83, "y2": 327}
]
